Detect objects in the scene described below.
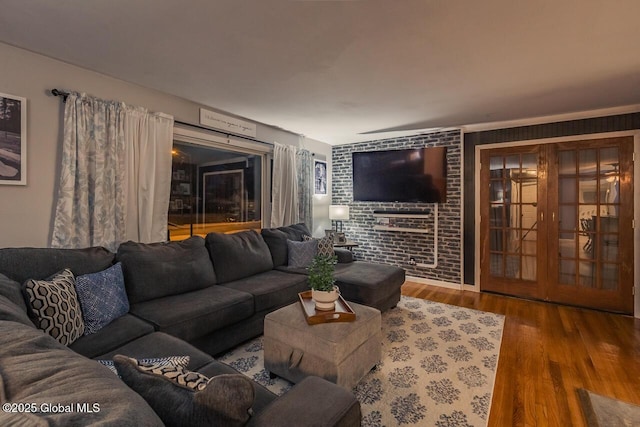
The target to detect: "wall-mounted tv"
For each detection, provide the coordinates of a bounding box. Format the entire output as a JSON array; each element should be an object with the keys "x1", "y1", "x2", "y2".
[{"x1": 352, "y1": 147, "x2": 447, "y2": 203}]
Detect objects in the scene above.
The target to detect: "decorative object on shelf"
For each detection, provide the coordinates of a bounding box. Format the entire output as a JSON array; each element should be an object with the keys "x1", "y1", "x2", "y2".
[
  {"x1": 329, "y1": 205, "x2": 349, "y2": 232},
  {"x1": 372, "y1": 210, "x2": 432, "y2": 233},
  {"x1": 308, "y1": 255, "x2": 339, "y2": 311},
  {"x1": 0, "y1": 92, "x2": 27, "y2": 185}
]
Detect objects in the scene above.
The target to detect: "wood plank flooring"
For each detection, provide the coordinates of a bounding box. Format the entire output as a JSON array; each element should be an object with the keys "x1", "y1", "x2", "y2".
[{"x1": 401, "y1": 281, "x2": 640, "y2": 427}]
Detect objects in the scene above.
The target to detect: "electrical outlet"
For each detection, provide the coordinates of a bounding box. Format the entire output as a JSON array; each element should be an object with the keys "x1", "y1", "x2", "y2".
[{"x1": 409, "y1": 257, "x2": 416, "y2": 266}]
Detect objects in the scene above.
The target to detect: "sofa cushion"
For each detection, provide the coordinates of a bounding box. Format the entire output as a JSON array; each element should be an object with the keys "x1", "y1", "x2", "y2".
[
  {"x1": 114, "y1": 355, "x2": 254, "y2": 427},
  {"x1": 0, "y1": 246, "x2": 115, "y2": 283},
  {"x1": 221, "y1": 270, "x2": 309, "y2": 313},
  {"x1": 98, "y1": 355, "x2": 190, "y2": 375},
  {"x1": 286, "y1": 239, "x2": 317, "y2": 268},
  {"x1": 205, "y1": 231, "x2": 273, "y2": 284},
  {"x1": 303, "y1": 235, "x2": 335, "y2": 257},
  {"x1": 129, "y1": 285, "x2": 254, "y2": 342},
  {"x1": 198, "y1": 360, "x2": 277, "y2": 416},
  {"x1": 69, "y1": 313, "x2": 155, "y2": 359},
  {"x1": 117, "y1": 236, "x2": 216, "y2": 304},
  {"x1": 0, "y1": 293, "x2": 33, "y2": 327},
  {"x1": 23, "y1": 269, "x2": 85, "y2": 345},
  {"x1": 75, "y1": 262, "x2": 129, "y2": 335},
  {"x1": 0, "y1": 322, "x2": 163, "y2": 426},
  {"x1": 96, "y1": 331, "x2": 214, "y2": 372},
  {"x1": 261, "y1": 223, "x2": 312, "y2": 267},
  {"x1": 0, "y1": 273, "x2": 28, "y2": 313}
]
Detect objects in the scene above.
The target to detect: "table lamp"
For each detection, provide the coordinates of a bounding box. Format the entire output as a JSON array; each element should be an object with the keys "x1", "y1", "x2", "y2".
[{"x1": 329, "y1": 205, "x2": 349, "y2": 233}]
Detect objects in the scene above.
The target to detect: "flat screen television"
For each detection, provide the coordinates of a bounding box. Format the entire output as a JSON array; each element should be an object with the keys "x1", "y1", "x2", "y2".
[{"x1": 352, "y1": 147, "x2": 447, "y2": 203}]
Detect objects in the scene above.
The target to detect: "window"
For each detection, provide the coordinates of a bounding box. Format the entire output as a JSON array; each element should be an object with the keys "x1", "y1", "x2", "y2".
[{"x1": 168, "y1": 127, "x2": 270, "y2": 240}]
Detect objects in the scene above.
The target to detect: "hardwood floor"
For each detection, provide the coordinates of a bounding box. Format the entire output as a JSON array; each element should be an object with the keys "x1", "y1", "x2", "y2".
[{"x1": 402, "y1": 281, "x2": 640, "y2": 426}]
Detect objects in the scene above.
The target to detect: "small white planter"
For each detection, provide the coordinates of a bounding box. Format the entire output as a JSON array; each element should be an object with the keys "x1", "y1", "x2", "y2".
[{"x1": 311, "y1": 286, "x2": 340, "y2": 311}]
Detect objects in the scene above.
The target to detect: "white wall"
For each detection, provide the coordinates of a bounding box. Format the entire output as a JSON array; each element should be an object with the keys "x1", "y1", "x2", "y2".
[{"x1": 0, "y1": 42, "x2": 332, "y2": 247}]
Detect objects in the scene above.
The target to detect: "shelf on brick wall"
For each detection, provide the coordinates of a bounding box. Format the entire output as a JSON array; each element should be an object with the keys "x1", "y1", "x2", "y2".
[{"x1": 372, "y1": 211, "x2": 431, "y2": 233}]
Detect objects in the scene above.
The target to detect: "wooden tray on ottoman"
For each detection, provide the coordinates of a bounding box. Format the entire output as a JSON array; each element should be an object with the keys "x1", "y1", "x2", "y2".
[{"x1": 298, "y1": 291, "x2": 356, "y2": 325}]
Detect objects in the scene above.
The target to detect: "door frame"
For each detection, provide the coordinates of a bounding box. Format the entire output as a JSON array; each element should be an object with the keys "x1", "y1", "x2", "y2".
[{"x1": 474, "y1": 130, "x2": 640, "y2": 318}]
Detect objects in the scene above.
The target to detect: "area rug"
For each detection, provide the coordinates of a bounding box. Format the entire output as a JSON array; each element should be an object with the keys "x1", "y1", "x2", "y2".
[
  {"x1": 219, "y1": 296, "x2": 505, "y2": 426},
  {"x1": 577, "y1": 388, "x2": 640, "y2": 427}
]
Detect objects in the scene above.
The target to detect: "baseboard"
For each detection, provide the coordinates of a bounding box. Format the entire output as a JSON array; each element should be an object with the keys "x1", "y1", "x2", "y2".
[{"x1": 405, "y1": 275, "x2": 462, "y2": 290}]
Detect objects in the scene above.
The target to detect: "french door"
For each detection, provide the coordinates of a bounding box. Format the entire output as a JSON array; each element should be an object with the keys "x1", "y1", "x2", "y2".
[{"x1": 480, "y1": 137, "x2": 634, "y2": 313}]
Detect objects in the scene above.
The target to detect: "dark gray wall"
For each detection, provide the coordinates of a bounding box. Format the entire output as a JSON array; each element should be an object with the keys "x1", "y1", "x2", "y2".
[
  {"x1": 332, "y1": 130, "x2": 462, "y2": 284},
  {"x1": 463, "y1": 112, "x2": 640, "y2": 285}
]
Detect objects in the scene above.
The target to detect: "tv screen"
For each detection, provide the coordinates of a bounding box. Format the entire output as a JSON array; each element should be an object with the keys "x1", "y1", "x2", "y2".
[{"x1": 352, "y1": 147, "x2": 447, "y2": 203}]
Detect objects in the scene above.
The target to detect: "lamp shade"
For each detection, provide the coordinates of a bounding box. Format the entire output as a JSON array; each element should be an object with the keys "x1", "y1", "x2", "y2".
[{"x1": 329, "y1": 205, "x2": 350, "y2": 220}]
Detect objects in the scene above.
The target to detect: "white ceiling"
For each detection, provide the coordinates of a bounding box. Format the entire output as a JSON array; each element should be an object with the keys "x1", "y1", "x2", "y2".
[{"x1": 1, "y1": 0, "x2": 640, "y2": 145}]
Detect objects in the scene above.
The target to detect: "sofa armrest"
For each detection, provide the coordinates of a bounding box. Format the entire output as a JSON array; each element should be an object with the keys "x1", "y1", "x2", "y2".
[
  {"x1": 334, "y1": 248, "x2": 354, "y2": 264},
  {"x1": 248, "y1": 376, "x2": 361, "y2": 427}
]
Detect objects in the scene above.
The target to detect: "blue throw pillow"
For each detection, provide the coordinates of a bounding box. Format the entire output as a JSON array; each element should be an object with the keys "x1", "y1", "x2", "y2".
[
  {"x1": 75, "y1": 263, "x2": 129, "y2": 335},
  {"x1": 287, "y1": 239, "x2": 318, "y2": 268}
]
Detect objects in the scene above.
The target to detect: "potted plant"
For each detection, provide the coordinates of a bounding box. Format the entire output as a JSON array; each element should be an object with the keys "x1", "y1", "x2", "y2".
[{"x1": 308, "y1": 254, "x2": 339, "y2": 311}]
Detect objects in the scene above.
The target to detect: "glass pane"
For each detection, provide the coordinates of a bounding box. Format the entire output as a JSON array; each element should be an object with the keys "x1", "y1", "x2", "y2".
[
  {"x1": 580, "y1": 205, "x2": 597, "y2": 223},
  {"x1": 578, "y1": 262, "x2": 595, "y2": 287},
  {"x1": 559, "y1": 205, "x2": 577, "y2": 231},
  {"x1": 602, "y1": 264, "x2": 618, "y2": 290},
  {"x1": 169, "y1": 142, "x2": 262, "y2": 240},
  {"x1": 579, "y1": 232, "x2": 595, "y2": 259},
  {"x1": 505, "y1": 155, "x2": 520, "y2": 171},
  {"x1": 520, "y1": 180, "x2": 537, "y2": 203},
  {"x1": 521, "y1": 204, "x2": 537, "y2": 230},
  {"x1": 600, "y1": 179, "x2": 618, "y2": 204},
  {"x1": 510, "y1": 182, "x2": 520, "y2": 203},
  {"x1": 505, "y1": 255, "x2": 520, "y2": 278},
  {"x1": 489, "y1": 181, "x2": 505, "y2": 202},
  {"x1": 600, "y1": 216, "x2": 619, "y2": 233},
  {"x1": 521, "y1": 256, "x2": 536, "y2": 281},
  {"x1": 579, "y1": 149, "x2": 597, "y2": 174},
  {"x1": 522, "y1": 153, "x2": 537, "y2": 171},
  {"x1": 506, "y1": 228, "x2": 521, "y2": 253},
  {"x1": 559, "y1": 177, "x2": 577, "y2": 203},
  {"x1": 559, "y1": 151, "x2": 576, "y2": 175},
  {"x1": 559, "y1": 233, "x2": 577, "y2": 258},
  {"x1": 490, "y1": 253, "x2": 503, "y2": 276},
  {"x1": 489, "y1": 205, "x2": 504, "y2": 227},
  {"x1": 506, "y1": 205, "x2": 520, "y2": 229},
  {"x1": 559, "y1": 259, "x2": 575, "y2": 285},
  {"x1": 521, "y1": 230, "x2": 536, "y2": 255},
  {"x1": 600, "y1": 147, "x2": 619, "y2": 175},
  {"x1": 579, "y1": 176, "x2": 598, "y2": 203},
  {"x1": 599, "y1": 233, "x2": 619, "y2": 262},
  {"x1": 490, "y1": 229, "x2": 503, "y2": 251},
  {"x1": 489, "y1": 156, "x2": 504, "y2": 171}
]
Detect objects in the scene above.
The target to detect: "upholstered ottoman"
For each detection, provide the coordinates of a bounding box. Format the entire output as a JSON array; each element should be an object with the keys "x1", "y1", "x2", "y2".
[{"x1": 264, "y1": 301, "x2": 381, "y2": 389}]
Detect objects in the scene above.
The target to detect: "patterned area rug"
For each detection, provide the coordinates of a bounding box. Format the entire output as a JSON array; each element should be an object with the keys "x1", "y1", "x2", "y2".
[{"x1": 219, "y1": 296, "x2": 505, "y2": 426}]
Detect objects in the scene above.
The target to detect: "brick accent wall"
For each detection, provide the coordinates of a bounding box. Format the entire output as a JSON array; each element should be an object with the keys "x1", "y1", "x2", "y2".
[{"x1": 332, "y1": 130, "x2": 462, "y2": 284}]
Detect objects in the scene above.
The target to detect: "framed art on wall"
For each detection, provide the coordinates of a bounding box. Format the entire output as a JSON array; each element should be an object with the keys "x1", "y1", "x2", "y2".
[
  {"x1": 314, "y1": 159, "x2": 327, "y2": 195},
  {"x1": 0, "y1": 93, "x2": 27, "y2": 185}
]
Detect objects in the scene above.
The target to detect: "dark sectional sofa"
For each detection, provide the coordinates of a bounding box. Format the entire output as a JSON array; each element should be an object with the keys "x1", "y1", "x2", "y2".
[{"x1": 0, "y1": 223, "x2": 405, "y2": 426}]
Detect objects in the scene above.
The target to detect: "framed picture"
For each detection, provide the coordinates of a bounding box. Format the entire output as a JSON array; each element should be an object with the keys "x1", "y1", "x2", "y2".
[
  {"x1": 325, "y1": 229, "x2": 337, "y2": 242},
  {"x1": 178, "y1": 182, "x2": 191, "y2": 195},
  {"x1": 0, "y1": 93, "x2": 27, "y2": 185},
  {"x1": 314, "y1": 159, "x2": 327, "y2": 195}
]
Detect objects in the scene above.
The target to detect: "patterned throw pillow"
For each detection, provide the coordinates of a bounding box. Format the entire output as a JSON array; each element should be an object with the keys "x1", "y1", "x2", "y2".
[
  {"x1": 23, "y1": 269, "x2": 85, "y2": 345},
  {"x1": 137, "y1": 359, "x2": 210, "y2": 391},
  {"x1": 98, "y1": 355, "x2": 190, "y2": 376},
  {"x1": 113, "y1": 355, "x2": 255, "y2": 427},
  {"x1": 286, "y1": 239, "x2": 318, "y2": 268},
  {"x1": 303, "y1": 235, "x2": 335, "y2": 257},
  {"x1": 75, "y1": 263, "x2": 129, "y2": 335}
]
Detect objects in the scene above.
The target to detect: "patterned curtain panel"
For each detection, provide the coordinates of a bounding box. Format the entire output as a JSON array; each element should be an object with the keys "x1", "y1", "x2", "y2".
[
  {"x1": 296, "y1": 148, "x2": 312, "y2": 230},
  {"x1": 51, "y1": 93, "x2": 173, "y2": 251},
  {"x1": 270, "y1": 142, "x2": 299, "y2": 227}
]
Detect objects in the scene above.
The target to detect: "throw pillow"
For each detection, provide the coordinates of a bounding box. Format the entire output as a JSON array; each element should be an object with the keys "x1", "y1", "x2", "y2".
[
  {"x1": 23, "y1": 269, "x2": 85, "y2": 345},
  {"x1": 303, "y1": 235, "x2": 335, "y2": 257},
  {"x1": 98, "y1": 355, "x2": 190, "y2": 376},
  {"x1": 286, "y1": 239, "x2": 318, "y2": 268},
  {"x1": 113, "y1": 355, "x2": 254, "y2": 427},
  {"x1": 75, "y1": 263, "x2": 129, "y2": 335}
]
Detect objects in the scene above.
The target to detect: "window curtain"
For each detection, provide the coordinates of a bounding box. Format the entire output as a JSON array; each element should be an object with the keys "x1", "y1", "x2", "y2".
[
  {"x1": 51, "y1": 93, "x2": 173, "y2": 251},
  {"x1": 297, "y1": 148, "x2": 312, "y2": 230},
  {"x1": 270, "y1": 142, "x2": 299, "y2": 227}
]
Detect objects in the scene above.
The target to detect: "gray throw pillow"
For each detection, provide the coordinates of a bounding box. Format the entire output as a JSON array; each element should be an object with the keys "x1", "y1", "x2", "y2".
[
  {"x1": 287, "y1": 239, "x2": 318, "y2": 268},
  {"x1": 23, "y1": 269, "x2": 85, "y2": 345},
  {"x1": 113, "y1": 355, "x2": 254, "y2": 427}
]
